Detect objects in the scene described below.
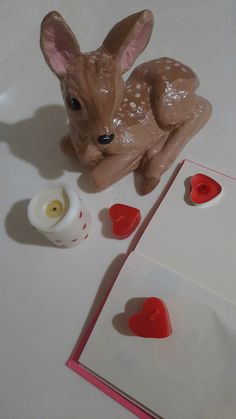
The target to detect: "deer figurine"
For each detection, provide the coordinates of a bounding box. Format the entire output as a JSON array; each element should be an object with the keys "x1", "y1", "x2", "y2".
[{"x1": 40, "y1": 10, "x2": 212, "y2": 194}]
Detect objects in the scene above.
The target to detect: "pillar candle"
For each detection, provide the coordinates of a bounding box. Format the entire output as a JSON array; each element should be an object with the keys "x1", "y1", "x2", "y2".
[{"x1": 27, "y1": 182, "x2": 91, "y2": 248}]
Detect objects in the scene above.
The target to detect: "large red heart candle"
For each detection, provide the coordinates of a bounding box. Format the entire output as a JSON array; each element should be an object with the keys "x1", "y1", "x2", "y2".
[
  {"x1": 128, "y1": 297, "x2": 172, "y2": 338},
  {"x1": 109, "y1": 204, "x2": 141, "y2": 239},
  {"x1": 190, "y1": 173, "x2": 222, "y2": 205}
]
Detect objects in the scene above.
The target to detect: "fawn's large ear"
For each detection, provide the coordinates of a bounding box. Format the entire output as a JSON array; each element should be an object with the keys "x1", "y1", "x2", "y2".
[
  {"x1": 40, "y1": 11, "x2": 80, "y2": 77},
  {"x1": 102, "y1": 10, "x2": 154, "y2": 73}
]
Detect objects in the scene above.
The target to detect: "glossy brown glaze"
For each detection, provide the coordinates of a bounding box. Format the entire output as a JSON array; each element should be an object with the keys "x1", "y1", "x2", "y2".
[{"x1": 40, "y1": 10, "x2": 212, "y2": 194}]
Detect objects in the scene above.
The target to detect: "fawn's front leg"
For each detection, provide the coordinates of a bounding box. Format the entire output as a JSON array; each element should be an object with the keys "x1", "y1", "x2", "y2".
[
  {"x1": 141, "y1": 97, "x2": 212, "y2": 194},
  {"x1": 91, "y1": 152, "x2": 142, "y2": 190},
  {"x1": 60, "y1": 134, "x2": 77, "y2": 158}
]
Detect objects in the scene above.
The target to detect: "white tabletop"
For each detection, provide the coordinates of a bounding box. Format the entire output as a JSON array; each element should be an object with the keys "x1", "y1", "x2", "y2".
[{"x1": 0, "y1": 1, "x2": 235, "y2": 418}]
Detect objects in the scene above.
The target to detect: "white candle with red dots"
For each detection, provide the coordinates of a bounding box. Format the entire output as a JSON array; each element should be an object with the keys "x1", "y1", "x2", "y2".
[{"x1": 27, "y1": 183, "x2": 91, "y2": 248}]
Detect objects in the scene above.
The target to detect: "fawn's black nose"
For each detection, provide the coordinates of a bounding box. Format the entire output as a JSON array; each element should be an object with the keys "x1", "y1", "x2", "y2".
[{"x1": 97, "y1": 134, "x2": 114, "y2": 145}]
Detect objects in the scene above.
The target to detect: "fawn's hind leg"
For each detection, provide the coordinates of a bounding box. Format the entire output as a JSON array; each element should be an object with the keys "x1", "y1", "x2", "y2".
[{"x1": 141, "y1": 96, "x2": 212, "y2": 194}]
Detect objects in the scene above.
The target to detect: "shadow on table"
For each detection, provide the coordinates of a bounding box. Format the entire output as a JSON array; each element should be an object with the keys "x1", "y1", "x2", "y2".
[
  {"x1": 98, "y1": 208, "x2": 114, "y2": 239},
  {"x1": 5, "y1": 199, "x2": 53, "y2": 247},
  {"x1": 0, "y1": 104, "x2": 101, "y2": 193},
  {"x1": 112, "y1": 297, "x2": 146, "y2": 336},
  {"x1": 0, "y1": 105, "x2": 81, "y2": 179},
  {"x1": 184, "y1": 176, "x2": 194, "y2": 205},
  {"x1": 69, "y1": 253, "x2": 127, "y2": 356}
]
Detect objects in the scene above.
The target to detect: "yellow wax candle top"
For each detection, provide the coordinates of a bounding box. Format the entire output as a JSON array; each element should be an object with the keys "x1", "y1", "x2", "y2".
[{"x1": 46, "y1": 200, "x2": 63, "y2": 218}]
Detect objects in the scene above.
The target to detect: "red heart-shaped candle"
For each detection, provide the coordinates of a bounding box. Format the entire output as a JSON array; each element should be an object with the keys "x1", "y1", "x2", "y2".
[
  {"x1": 109, "y1": 204, "x2": 141, "y2": 239},
  {"x1": 128, "y1": 297, "x2": 172, "y2": 338},
  {"x1": 190, "y1": 173, "x2": 222, "y2": 205}
]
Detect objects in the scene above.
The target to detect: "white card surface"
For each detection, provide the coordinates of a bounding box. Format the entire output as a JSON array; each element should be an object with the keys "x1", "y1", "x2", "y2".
[
  {"x1": 79, "y1": 161, "x2": 236, "y2": 418},
  {"x1": 80, "y1": 252, "x2": 236, "y2": 419},
  {"x1": 137, "y1": 160, "x2": 236, "y2": 305}
]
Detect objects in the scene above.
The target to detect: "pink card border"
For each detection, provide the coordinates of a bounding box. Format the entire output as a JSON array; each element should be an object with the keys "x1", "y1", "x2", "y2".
[
  {"x1": 66, "y1": 278, "x2": 156, "y2": 418},
  {"x1": 66, "y1": 251, "x2": 156, "y2": 418},
  {"x1": 67, "y1": 242, "x2": 157, "y2": 418},
  {"x1": 67, "y1": 159, "x2": 234, "y2": 418}
]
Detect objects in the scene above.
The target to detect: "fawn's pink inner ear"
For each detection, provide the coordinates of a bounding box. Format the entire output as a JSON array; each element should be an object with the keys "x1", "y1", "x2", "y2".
[
  {"x1": 120, "y1": 21, "x2": 152, "y2": 73},
  {"x1": 42, "y1": 22, "x2": 78, "y2": 76}
]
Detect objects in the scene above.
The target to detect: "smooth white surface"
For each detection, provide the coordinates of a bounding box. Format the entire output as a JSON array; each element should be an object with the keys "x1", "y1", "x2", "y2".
[
  {"x1": 80, "y1": 252, "x2": 236, "y2": 419},
  {"x1": 137, "y1": 160, "x2": 236, "y2": 305},
  {"x1": 0, "y1": 1, "x2": 235, "y2": 418}
]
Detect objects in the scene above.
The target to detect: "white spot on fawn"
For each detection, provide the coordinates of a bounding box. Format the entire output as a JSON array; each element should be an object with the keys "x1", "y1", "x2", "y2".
[
  {"x1": 130, "y1": 102, "x2": 137, "y2": 109},
  {"x1": 135, "y1": 93, "x2": 141, "y2": 97},
  {"x1": 181, "y1": 67, "x2": 187, "y2": 72},
  {"x1": 124, "y1": 98, "x2": 128, "y2": 102},
  {"x1": 89, "y1": 55, "x2": 97, "y2": 64},
  {"x1": 174, "y1": 62, "x2": 180, "y2": 66},
  {"x1": 166, "y1": 59, "x2": 172, "y2": 63},
  {"x1": 165, "y1": 66, "x2": 171, "y2": 70},
  {"x1": 136, "y1": 84, "x2": 141, "y2": 89}
]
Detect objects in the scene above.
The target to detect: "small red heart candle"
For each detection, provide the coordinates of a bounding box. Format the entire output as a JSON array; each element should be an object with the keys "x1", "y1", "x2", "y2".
[
  {"x1": 128, "y1": 297, "x2": 172, "y2": 338},
  {"x1": 109, "y1": 204, "x2": 141, "y2": 239},
  {"x1": 190, "y1": 173, "x2": 222, "y2": 205}
]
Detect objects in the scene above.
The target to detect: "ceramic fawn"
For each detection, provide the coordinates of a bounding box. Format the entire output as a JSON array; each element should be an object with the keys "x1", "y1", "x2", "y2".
[{"x1": 40, "y1": 10, "x2": 212, "y2": 194}]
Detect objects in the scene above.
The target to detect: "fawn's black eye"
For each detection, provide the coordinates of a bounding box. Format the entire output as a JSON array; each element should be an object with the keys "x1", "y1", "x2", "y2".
[{"x1": 68, "y1": 97, "x2": 81, "y2": 111}]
